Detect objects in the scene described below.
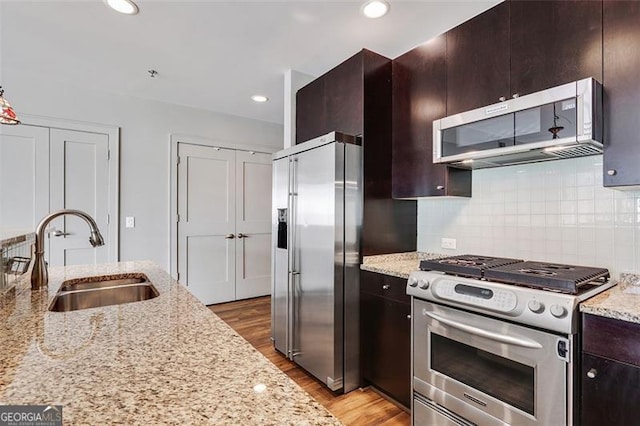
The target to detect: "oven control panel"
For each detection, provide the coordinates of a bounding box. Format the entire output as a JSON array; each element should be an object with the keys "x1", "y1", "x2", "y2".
[{"x1": 433, "y1": 279, "x2": 518, "y2": 313}]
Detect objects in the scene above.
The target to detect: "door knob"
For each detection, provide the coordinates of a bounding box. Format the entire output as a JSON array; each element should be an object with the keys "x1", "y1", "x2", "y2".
[
  {"x1": 436, "y1": 185, "x2": 445, "y2": 190},
  {"x1": 237, "y1": 233, "x2": 247, "y2": 239},
  {"x1": 499, "y1": 96, "x2": 506, "y2": 102},
  {"x1": 512, "y1": 93, "x2": 520, "y2": 99},
  {"x1": 607, "y1": 169, "x2": 617, "y2": 176},
  {"x1": 52, "y1": 230, "x2": 71, "y2": 237},
  {"x1": 586, "y1": 368, "x2": 597, "y2": 379},
  {"x1": 382, "y1": 284, "x2": 390, "y2": 290},
  {"x1": 225, "y1": 234, "x2": 235, "y2": 239}
]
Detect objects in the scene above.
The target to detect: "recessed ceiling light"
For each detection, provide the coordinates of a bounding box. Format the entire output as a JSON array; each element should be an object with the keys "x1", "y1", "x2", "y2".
[
  {"x1": 251, "y1": 95, "x2": 269, "y2": 103},
  {"x1": 361, "y1": 0, "x2": 390, "y2": 19},
  {"x1": 105, "y1": 0, "x2": 139, "y2": 15}
]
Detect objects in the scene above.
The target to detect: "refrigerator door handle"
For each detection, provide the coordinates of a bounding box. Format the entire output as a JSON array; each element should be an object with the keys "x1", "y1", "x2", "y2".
[{"x1": 291, "y1": 270, "x2": 301, "y2": 358}]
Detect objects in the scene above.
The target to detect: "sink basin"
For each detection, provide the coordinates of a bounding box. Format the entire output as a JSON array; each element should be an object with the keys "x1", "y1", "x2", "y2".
[
  {"x1": 49, "y1": 273, "x2": 159, "y2": 312},
  {"x1": 60, "y1": 274, "x2": 149, "y2": 292}
]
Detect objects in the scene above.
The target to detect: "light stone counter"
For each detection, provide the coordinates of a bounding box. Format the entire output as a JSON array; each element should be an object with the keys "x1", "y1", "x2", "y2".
[
  {"x1": 0, "y1": 261, "x2": 341, "y2": 425},
  {"x1": 580, "y1": 273, "x2": 640, "y2": 324},
  {"x1": 361, "y1": 252, "x2": 444, "y2": 279}
]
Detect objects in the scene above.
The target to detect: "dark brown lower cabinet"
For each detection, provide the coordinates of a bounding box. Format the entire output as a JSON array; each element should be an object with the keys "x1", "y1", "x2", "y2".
[
  {"x1": 581, "y1": 313, "x2": 640, "y2": 425},
  {"x1": 361, "y1": 271, "x2": 411, "y2": 408},
  {"x1": 581, "y1": 353, "x2": 640, "y2": 426}
]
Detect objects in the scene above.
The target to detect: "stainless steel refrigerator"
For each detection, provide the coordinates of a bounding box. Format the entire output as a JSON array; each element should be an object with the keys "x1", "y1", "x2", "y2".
[{"x1": 271, "y1": 131, "x2": 362, "y2": 393}]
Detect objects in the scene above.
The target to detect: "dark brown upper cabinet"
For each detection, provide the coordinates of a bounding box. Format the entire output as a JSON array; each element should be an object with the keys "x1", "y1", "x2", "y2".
[
  {"x1": 296, "y1": 77, "x2": 326, "y2": 144},
  {"x1": 603, "y1": 0, "x2": 640, "y2": 188},
  {"x1": 392, "y1": 35, "x2": 471, "y2": 198},
  {"x1": 446, "y1": 1, "x2": 603, "y2": 115},
  {"x1": 446, "y1": 1, "x2": 511, "y2": 115},
  {"x1": 510, "y1": 1, "x2": 603, "y2": 97}
]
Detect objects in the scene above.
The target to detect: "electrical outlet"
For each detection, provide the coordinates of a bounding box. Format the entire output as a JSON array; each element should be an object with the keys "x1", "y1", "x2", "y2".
[
  {"x1": 125, "y1": 216, "x2": 135, "y2": 228},
  {"x1": 441, "y1": 238, "x2": 457, "y2": 250}
]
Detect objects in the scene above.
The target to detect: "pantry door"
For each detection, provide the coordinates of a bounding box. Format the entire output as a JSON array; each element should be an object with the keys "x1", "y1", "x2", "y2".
[
  {"x1": 0, "y1": 124, "x2": 50, "y2": 232},
  {"x1": 177, "y1": 143, "x2": 236, "y2": 305},
  {"x1": 48, "y1": 129, "x2": 110, "y2": 266},
  {"x1": 235, "y1": 151, "x2": 272, "y2": 299}
]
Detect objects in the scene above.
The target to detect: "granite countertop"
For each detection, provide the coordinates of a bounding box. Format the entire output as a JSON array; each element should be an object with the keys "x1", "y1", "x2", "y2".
[
  {"x1": 0, "y1": 261, "x2": 340, "y2": 425},
  {"x1": 360, "y1": 252, "x2": 443, "y2": 279},
  {"x1": 580, "y1": 273, "x2": 640, "y2": 324}
]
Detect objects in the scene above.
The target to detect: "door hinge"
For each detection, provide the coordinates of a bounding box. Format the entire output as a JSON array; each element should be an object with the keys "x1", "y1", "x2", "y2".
[
  {"x1": 176, "y1": 213, "x2": 180, "y2": 223},
  {"x1": 176, "y1": 272, "x2": 180, "y2": 281},
  {"x1": 107, "y1": 149, "x2": 110, "y2": 160},
  {"x1": 107, "y1": 213, "x2": 110, "y2": 225},
  {"x1": 177, "y1": 156, "x2": 181, "y2": 165}
]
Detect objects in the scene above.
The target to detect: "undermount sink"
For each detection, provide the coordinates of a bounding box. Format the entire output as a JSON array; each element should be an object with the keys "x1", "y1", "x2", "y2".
[{"x1": 49, "y1": 273, "x2": 159, "y2": 312}]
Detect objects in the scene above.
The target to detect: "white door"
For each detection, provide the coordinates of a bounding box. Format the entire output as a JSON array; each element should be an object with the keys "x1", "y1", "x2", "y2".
[
  {"x1": 0, "y1": 125, "x2": 50, "y2": 233},
  {"x1": 178, "y1": 143, "x2": 236, "y2": 305},
  {"x1": 48, "y1": 129, "x2": 110, "y2": 267},
  {"x1": 235, "y1": 151, "x2": 272, "y2": 299}
]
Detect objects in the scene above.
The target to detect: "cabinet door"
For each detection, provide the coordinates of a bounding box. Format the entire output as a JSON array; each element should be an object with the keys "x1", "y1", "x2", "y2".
[
  {"x1": 392, "y1": 35, "x2": 471, "y2": 198},
  {"x1": 361, "y1": 290, "x2": 411, "y2": 407},
  {"x1": 177, "y1": 144, "x2": 236, "y2": 305},
  {"x1": 582, "y1": 353, "x2": 640, "y2": 426},
  {"x1": 296, "y1": 76, "x2": 326, "y2": 144},
  {"x1": 235, "y1": 151, "x2": 272, "y2": 300},
  {"x1": 325, "y1": 52, "x2": 364, "y2": 137},
  {"x1": 603, "y1": 0, "x2": 640, "y2": 187},
  {"x1": 510, "y1": 1, "x2": 602, "y2": 97},
  {"x1": 446, "y1": 2, "x2": 510, "y2": 115}
]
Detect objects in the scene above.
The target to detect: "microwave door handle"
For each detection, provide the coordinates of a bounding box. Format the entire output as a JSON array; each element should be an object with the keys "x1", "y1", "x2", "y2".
[{"x1": 423, "y1": 310, "x2": 543, "y2": 349}]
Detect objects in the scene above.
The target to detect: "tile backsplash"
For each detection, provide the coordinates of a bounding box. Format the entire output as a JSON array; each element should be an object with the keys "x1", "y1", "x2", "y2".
[{"x1": 417, "y1": 155, "x2": 639, "y2": 278}]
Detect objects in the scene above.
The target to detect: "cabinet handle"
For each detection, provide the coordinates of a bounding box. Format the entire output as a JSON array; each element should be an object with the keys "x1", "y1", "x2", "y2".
[
  {"x1": 436, "y1": 185, "x2": 445, "y2": 190},
  {"x1": 586, "y1": 368, "x2": 597, "y2": 379},
  {"x1": 225, "y1": 234, "x2": 235, "y2": 239},
  {"x1": 512, "y1": 93, "x2": 520, "y2": 99},
  {"x1": 607, "y1": 169, "x2": 617, "y2": 176},
  {"x1": 499, "y1": 96, "x2": 506, "y2": 102},
  {"x1": 382, "y1": 284, "x2": 390, "y2": 290},
  {"x1": 407, "y1": 314, "x2": 412, "y2": 320},
  {"x1": 237, "y1": 233, "x2": 247, "y2": 239}
]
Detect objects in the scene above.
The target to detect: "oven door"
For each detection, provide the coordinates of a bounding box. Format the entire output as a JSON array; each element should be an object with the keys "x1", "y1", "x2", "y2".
[{"x1": 413, "y1": 299, "x2": 568, "y2": 426}]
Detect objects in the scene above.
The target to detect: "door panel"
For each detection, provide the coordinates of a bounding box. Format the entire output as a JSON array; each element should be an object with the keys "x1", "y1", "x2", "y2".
[
  {"x1": 0, "y1": 125, "x2": 49, "y2": 232},
  {"x1": 292, "y1": 142, "x2": 341, "y2": 387},
  {"x1": 236, "y1": 151, "x2": 272, "y2": 299},
  {"x1": 49, "y1": 129, "x2": 109, "y2": 266},
  {"x1": 178, "y1": 143, "x2": 236, "y2": 305},
  {"x1": 185, "y1": 235, "x2": 235, "y2": 304}
]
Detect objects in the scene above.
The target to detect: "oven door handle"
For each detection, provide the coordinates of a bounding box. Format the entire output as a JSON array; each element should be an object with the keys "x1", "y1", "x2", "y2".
[{"x1": 424, "y1": 310, "x2": 543, "y2": 349}]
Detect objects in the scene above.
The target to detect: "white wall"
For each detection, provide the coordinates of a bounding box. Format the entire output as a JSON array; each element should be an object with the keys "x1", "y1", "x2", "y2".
[
  {"x1": 418, "y1": 156, "x2": 639, "y2": 278},
  {"x1": 5, "y1": 72, "x2": 283, "y2": 269}
]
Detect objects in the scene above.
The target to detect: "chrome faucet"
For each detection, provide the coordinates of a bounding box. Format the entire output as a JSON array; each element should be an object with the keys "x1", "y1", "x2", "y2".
[{"x1": 31, "y1": 209, "x2": 105, "y2": 290}]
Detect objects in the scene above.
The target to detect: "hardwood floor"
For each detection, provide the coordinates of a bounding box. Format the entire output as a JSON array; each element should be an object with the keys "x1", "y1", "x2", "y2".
[{"x1": 210, "y1": 296, "x2": 410, "y2": 426}]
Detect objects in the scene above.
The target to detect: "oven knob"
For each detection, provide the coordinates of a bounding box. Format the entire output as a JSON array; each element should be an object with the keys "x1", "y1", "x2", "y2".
[
  {"x1": 418, "y1": 279, "x2": 430, "y2": 290},
  {"x1": 550, "y1": 304, "x2": 568, "y2": 318},
  {"x1": 527, "y1": 300, "x2": 545, "y2": 314},
  {"x1": 408, "y1": 277, "x2": 419, "y2": 287}
]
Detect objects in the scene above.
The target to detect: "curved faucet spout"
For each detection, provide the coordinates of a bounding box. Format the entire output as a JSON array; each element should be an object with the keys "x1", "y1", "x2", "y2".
[{"x1": 31, "y1": 209, "x2": 105, "y2": 290}]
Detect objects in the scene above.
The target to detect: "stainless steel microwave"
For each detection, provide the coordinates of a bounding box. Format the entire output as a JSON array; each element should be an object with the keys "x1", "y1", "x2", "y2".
[{"x1": 433, "y1": 78, "x2": 603, "y2": 169}]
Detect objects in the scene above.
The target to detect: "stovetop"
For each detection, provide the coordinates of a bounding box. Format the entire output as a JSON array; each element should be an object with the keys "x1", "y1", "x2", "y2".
[
  {"x1": 420, "y1": 255, "x2": 609, "y2": 295},
  {"x1": 409, "y1": 255, "x2": 615, "y2": 334},
  {"x1": 420, "y1": 255, "x2": 523, "y2": 279}
]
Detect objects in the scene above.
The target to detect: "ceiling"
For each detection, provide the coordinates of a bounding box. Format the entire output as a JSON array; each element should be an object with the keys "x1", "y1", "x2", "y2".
[{"x1": 1, "y1": 0, "x2": 500, "y2": 125}]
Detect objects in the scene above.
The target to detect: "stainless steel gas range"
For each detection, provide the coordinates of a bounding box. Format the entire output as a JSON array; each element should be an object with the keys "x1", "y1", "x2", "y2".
[{"x1": 407, "y1": 255, "x2": 615, "y2": 426}]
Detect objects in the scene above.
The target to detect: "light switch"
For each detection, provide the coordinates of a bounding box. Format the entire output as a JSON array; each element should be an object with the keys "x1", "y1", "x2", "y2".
[{"x1": 126, "y1": 216, "x2": 135, "y2": 228}]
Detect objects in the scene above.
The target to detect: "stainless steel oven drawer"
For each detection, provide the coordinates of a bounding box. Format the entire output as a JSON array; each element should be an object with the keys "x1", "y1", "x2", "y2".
[{"x1": 414, "y1": 394, "x2": 472, "y2": 426}]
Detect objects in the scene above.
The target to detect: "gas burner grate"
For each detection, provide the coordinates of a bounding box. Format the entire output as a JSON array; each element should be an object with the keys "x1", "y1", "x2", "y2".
[
  {"x1": 420, "y1": 255, "x2": 524, "y2": 279},
  {"x1": 484, "y1": 261, "x2": 610, "y2": 294}
]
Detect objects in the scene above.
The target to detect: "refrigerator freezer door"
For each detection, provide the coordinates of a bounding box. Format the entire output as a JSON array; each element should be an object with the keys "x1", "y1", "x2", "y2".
[
  {"x1": 272, "y1": 156, "x2": 290, "y2": 356},
  {"x1": 291, "y1": 142, "x2": 344, "y2": 390}
]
